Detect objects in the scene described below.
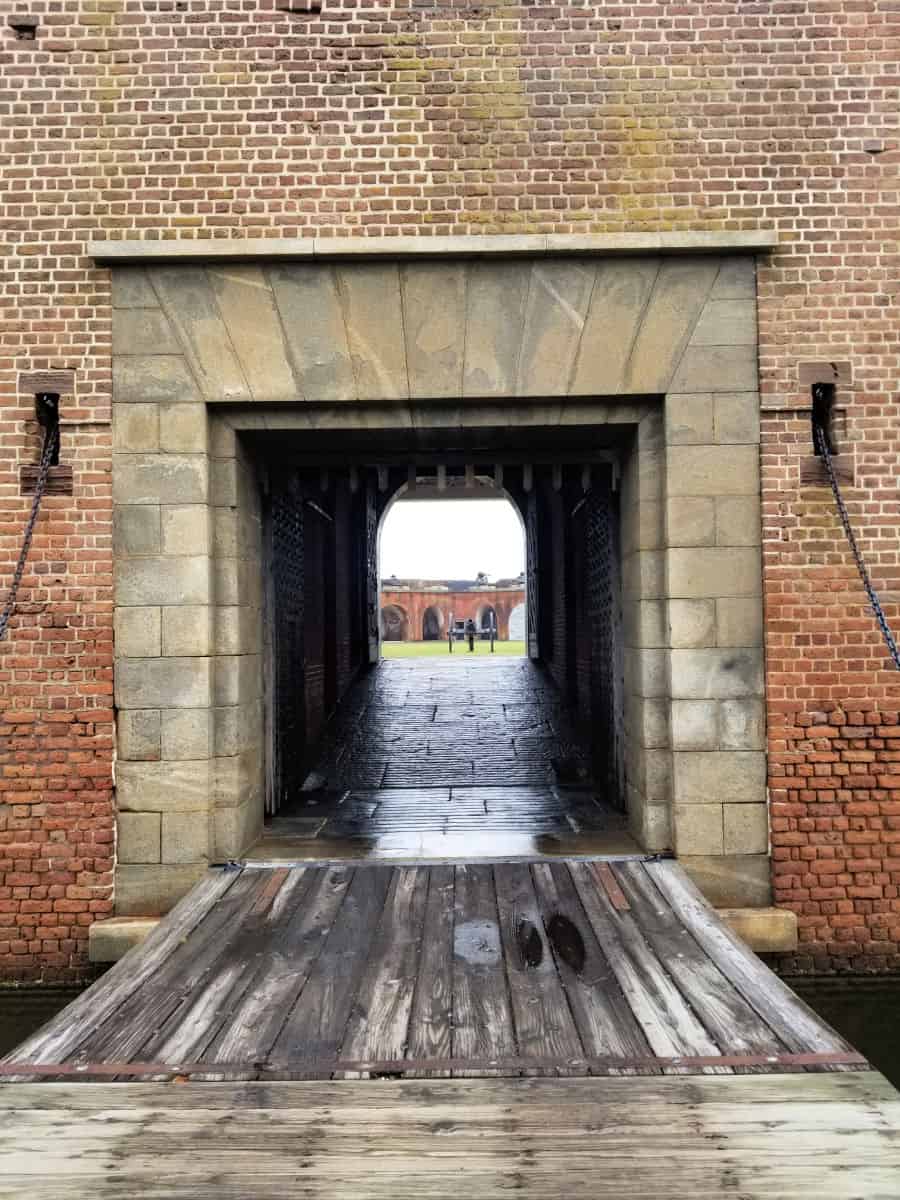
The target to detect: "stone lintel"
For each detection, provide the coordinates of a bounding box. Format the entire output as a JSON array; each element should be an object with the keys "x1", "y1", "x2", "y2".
[{"x1": 90, "y1": 231, "x2": 778, "y2": 265}]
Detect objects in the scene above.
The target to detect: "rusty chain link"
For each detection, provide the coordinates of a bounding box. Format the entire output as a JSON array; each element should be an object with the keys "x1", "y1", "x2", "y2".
[
  {"x1": 813, "y1": 419, "x2": 900, "y2": 672},
  {"x1": 0, "y1": 424, "x2": 59, "y2": 642}
]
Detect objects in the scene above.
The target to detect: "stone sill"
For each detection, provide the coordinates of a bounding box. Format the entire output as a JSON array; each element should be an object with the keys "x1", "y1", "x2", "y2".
[
  {"x1": 88, "y1": 904, "x2": 798, "y2": 964},
  {"x1": 90, "y1": 230, "x2": 778, "y2": 265},
  {"x1": 717, "y1": 907, "x2": 799, "y2": 954}
]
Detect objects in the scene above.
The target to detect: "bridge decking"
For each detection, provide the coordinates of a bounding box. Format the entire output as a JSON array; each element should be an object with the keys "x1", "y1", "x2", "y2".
[
  {"x1": 4, "y1": 857, "x2": 900, "y2": 1198},
  {"x1": 2, "y1": 859, "x2": 864, "y2": 1080}
]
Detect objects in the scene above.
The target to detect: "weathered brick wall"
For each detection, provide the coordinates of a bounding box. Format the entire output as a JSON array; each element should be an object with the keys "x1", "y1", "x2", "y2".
[{"x1": 2, "y1": 1, "x2": 898, "y2": 977}]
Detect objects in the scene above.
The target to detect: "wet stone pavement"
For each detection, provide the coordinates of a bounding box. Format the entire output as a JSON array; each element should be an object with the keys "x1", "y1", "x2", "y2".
[{"x1": 257, "y1": 658, "x2": 636, "y2": 860}]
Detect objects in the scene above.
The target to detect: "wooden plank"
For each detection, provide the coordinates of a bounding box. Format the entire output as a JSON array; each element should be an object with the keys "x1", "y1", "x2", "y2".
[
  {"x1": 199, "y1": 864, "x2": 354, "y2": 1071},
  {"x1": 1, "y1": 1073, "x2": 898, "y2": 1199},
  {"x1": 567, "y1": 862, "x2": 729, "y2": 1073},
  {"x1": 142, "y1": 869, "x2": 315, "y2": 1070},
  {"x1": 1, "y1": 1069, "x2": 896, "y2": 1111},
  {"x1": 0, "y1": 1050, "x2": 869, "y2": 1080},
  {"x1": 339, "y1": 867, "x2": 430, "y2": 1074},
  {"x1": 493, "y1": 862, "x2": 585, "y2": 1075},
  {"x1": 595, "y1": 862, "x2": 630, "y2": 910},
  {"x1": 70, "y1": 869, "x2": 268, "y2": 1066},
  {"x1": 0, "y1": 870, "x2": 238, "y2": 1069},
  {"x1": 270, "y1": 865, "x2": 393, "y2": 1072},
  {"x1": 451, "y1": 864, "x2": 516, "y2": 1076},
  {"x1": 612, "y1": 862, "x2": 788, "y2": 1070},
  {"x1": 530, "y1": 863, "x2": 657, "y2": 1075},
  {"x1": 406, "y1": 865, "x2": 454, "y2": 1076},
  {"x1": 646, "y1": 861, "x2": 853, "y2": 1057}
]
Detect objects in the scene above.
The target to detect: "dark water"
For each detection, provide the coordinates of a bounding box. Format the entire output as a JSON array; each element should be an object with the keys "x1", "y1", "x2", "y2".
[
  {"x1": 0, "y1": 987, "x2": 83, "y2": 1059},
  {"x1": 0, "y1": 979, "x2": 898, "y2": 1087},
  {"x1": 790, "y1": 977, "x2": 900, "y2": 1089}
]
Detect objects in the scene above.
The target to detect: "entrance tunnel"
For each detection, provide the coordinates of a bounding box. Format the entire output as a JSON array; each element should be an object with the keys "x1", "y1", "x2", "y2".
[{"x1": 248, "y1": 423, "x2": 638, "y2": 859}]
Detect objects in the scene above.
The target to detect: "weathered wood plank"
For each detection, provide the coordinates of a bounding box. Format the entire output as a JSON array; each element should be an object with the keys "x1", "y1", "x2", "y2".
[
  {"x1": 1, "y1": 1070, "x2": 895, "y2": 1111},
  {"x1": 451, "y1": 864, "x2": 516, "y2": 1076},
  {"x1": 567, "y1": 862, "x2": 729, "y2": 1073},
  {"x1": 0, "y1": 870, "x2": 238, "y2": 1070},
  {"x1": 403, "y1": 865, "x2": 454, "y2": 1077},
  {"x1": 531, "y1": 862, "x2": 656, "y2": 1074},
  {"x1": 143, "y1": 869, "x2": 315, "y2": 1071},
  {"x1": 612, "y1": 862, "x2": 787, "y2": 1070},
  {"x1": 1, "y1": 1073, "x2": 899, "y2": 1199},
  {"x1": 70, "y1": 869, "x2": 267, "y2": 1067},
  {"x1": 493, "y1": 862, "x2": 585, "y2": 1075},
  {"x1": 199, "y1": 864, "x2": 354, "y2": 1072},
  {"x1": 339, "y1": 866, "x2": 430, "y2": 1074},
  {"x1": 270, "y1": 865, "x2": 393, "y2": 1071},
  {"x1": 646, "y1": 861, "x2": 853, "y2": 1058}
]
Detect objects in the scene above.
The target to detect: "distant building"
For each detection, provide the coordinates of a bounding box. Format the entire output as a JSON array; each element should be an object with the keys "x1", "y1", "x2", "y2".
[{"x1": 380, "y1": 579, "x2": 526, "y2": 642}]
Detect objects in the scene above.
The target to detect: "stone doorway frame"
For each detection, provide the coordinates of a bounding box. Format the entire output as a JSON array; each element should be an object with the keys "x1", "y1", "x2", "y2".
[{"x1": 101, "y1": 232, "x2": 774, "y2": 917}]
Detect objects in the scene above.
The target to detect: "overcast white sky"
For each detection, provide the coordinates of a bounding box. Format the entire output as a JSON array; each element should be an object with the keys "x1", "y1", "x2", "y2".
[{"x1": 380, "y1": 499, "x2": 525, "y2": 581}]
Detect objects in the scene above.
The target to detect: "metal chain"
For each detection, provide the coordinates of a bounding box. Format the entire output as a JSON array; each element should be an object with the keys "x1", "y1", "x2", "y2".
[
  {"x1": 813, "y1": 420, "x2": 900, "y2": 671},
  {"x1": 0, "y1": 424, "x2": 59, "y2": 642}
]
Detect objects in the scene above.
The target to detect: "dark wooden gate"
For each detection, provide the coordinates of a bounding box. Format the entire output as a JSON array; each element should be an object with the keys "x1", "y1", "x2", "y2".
[
  {"x1": 585, "y1": 478, "x2": 625, "y2": 808},
  {"x1": 265, "y1": 469, "x2": 306, "y2": 815}
]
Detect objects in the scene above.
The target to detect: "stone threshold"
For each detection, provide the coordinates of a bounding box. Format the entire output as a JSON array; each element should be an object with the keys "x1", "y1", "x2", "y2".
[
  {"x1": 88, "y1": 904, "x2": 797, "y2": 963},
  {"x1": 89, "y1": 229, "x2": 778, "y2": 264}
]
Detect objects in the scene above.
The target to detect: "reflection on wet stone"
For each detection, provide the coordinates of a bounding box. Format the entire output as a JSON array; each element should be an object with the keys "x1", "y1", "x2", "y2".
[{"x1": 254, "y1": 658, "x2": 639, "y2": 863}]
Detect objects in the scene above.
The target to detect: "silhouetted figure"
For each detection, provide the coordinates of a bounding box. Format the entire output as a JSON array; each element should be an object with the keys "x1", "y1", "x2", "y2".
[{"x1": 465, "y1": 617, "x2": 476, "y2": 652}]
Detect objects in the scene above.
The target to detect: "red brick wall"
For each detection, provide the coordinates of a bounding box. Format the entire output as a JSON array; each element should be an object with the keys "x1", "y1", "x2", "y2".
[
  {"x1": 2, "y1": 2, "x2": 898, "y2": 977},
  {"x1": 380, "y1": 587, "x2": 523, "y2": 641}
]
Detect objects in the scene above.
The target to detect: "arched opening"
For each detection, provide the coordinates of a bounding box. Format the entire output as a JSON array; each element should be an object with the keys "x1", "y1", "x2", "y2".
[
  {"x1": 422, "y1": 606, "x2": 442, "y2": 641},
  {"x1": 508, "y1": 602, "x2": 526, "y2": 642},
  {"x1": 478, "y1": 605, "x2": 497, "y2": 637},
  {"x1": 380, "y1": 604, "x2": 408, "y2": 642}
]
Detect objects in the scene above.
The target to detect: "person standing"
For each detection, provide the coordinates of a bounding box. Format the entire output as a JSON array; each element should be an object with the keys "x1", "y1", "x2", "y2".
[{"x1": 465, "y1": 617, "x2": 476, "y2": 652}]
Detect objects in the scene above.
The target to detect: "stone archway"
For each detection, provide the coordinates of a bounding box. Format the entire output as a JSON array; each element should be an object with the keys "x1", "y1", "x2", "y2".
[
  {"x1": 422, "y1": 606, "x2": 442, "y2": 641},
  {"x1": 106, "y1": 233, "x2": 770, "y2": 915},
  {"x1": 381, "y1": 604, "x2": 408, "y2": 642}
]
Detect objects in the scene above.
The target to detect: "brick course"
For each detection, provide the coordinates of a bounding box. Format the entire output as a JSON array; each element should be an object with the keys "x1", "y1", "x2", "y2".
[{"x1": 2, "y1": 1, "x2": 899, "y2": 976}]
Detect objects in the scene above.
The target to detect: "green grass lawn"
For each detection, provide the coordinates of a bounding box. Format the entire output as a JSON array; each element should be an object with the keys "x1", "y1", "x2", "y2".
[{"x1": 381, "y1": 640, "x2": 526, "y2": 658}]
